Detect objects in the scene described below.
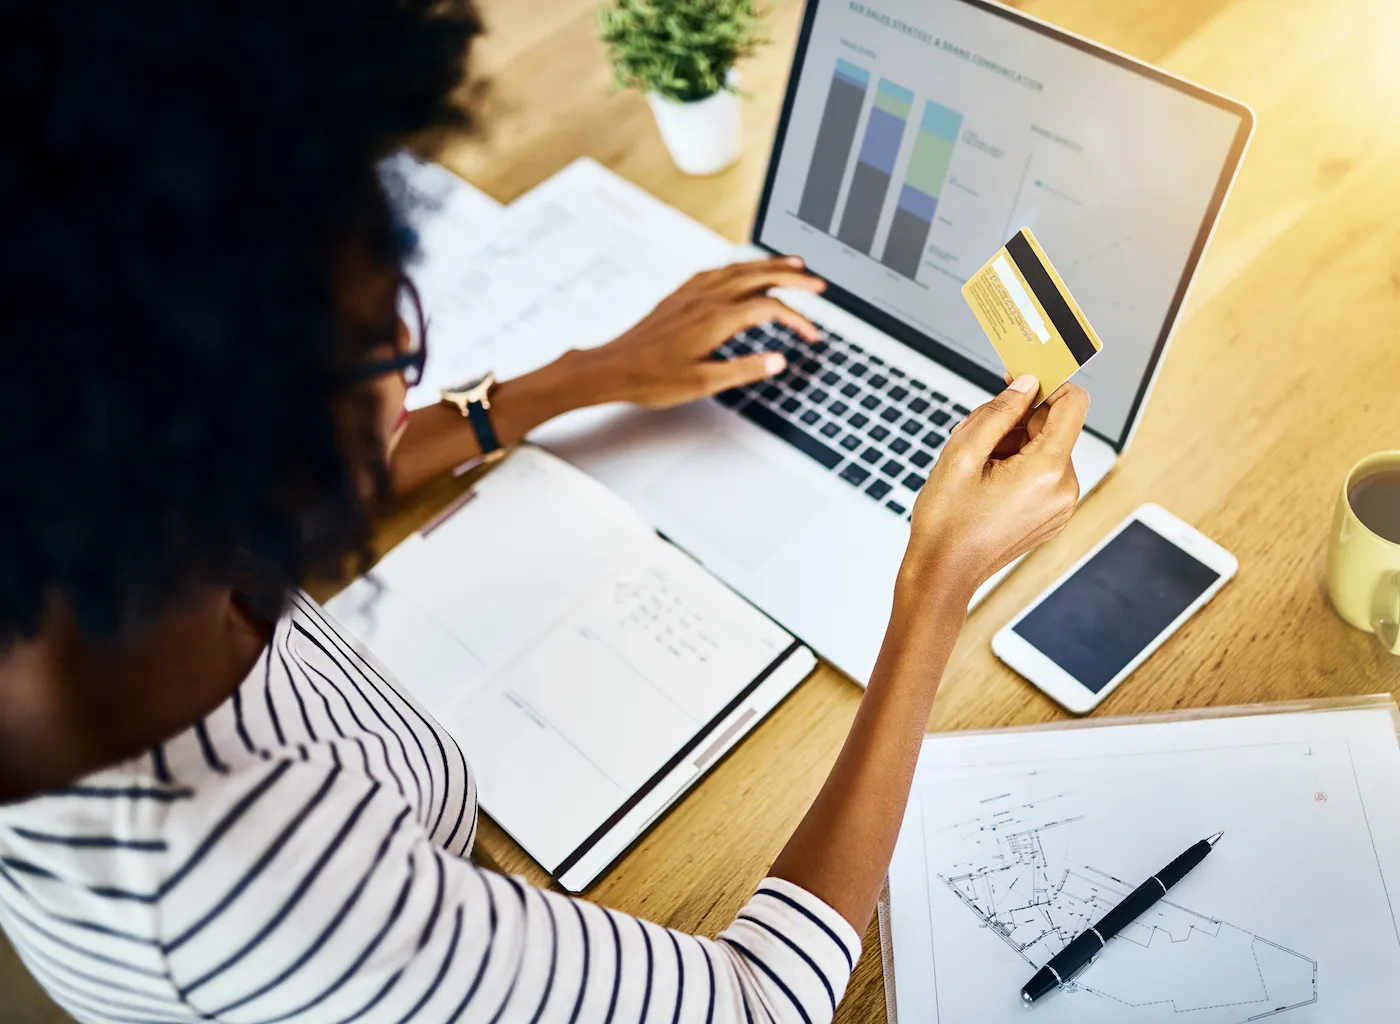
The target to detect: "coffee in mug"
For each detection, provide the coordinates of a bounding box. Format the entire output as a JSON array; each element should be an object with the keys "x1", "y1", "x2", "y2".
[
  {"x1": 1327, "y1": 452, "x2": 1400, "y2": 654},
  {"x1": 1348, "y1": 470, "x2": 1400, "y2": 544}
]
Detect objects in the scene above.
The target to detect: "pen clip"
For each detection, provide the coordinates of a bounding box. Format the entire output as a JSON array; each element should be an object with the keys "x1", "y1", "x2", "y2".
[{"x1": 1060, "y1": 955, "x2": 1097, "y2": 989}]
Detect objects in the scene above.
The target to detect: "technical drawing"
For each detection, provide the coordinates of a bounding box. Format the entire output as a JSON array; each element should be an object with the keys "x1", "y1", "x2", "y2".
[{"x1": 937, "y1": 794, "x2": 1318, "y2": 1023}]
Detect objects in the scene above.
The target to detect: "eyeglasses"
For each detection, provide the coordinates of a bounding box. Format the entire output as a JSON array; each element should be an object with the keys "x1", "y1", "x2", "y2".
[{"x1": 350, "y1": 275, "x2": 428, "y2": 386}]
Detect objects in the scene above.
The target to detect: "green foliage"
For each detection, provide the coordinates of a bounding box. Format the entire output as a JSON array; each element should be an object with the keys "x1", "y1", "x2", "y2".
[{"x1": 598, "y1": 0, "x2": 770, "y2": 103}]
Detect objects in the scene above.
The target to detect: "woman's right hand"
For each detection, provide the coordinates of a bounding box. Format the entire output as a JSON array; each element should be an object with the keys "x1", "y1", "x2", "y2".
[{"x1": 899, "y1": 374, "x2": 1090, "y2": 605}]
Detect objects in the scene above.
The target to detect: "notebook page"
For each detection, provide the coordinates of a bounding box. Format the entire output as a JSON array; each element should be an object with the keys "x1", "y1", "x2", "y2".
[
  {"x1": 887, "y1": 707, "x2": 1400, "y2": 1024},
  {"x1": 455, "y1": 536, "x2": 794, "y2": 871},
  {"x1": 328, "y1": 446, "x2": 652, "y2": 717},
  {"x1": 328, "y1": 446, "x2": 797, "y2": 872}
]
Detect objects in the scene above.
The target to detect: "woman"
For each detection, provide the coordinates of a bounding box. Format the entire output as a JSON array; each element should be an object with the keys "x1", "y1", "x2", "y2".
[{"x1": 0, "y1": 2, "x2": 1088, "y2": 1022}]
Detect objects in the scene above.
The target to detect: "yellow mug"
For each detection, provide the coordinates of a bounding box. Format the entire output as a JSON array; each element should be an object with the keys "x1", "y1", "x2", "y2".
[{"x1": 1327, "y1": 451, "x2": 1400, "y2": 654}]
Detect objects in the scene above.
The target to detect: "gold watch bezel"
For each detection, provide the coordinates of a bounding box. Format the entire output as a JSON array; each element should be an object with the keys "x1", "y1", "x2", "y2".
[{"x1": 441, "y1": 371, "x2": 497, "y2": 415}]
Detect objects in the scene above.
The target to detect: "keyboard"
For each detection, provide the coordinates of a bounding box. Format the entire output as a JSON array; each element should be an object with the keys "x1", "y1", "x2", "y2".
[{"x1": 713, "y1": 322, "x2": 972, "y2": 522}]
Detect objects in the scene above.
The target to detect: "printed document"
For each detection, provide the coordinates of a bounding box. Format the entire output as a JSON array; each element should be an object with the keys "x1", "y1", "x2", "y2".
[
  {"x1": 397, "y1": 157, "x2": 733, "y2": 411},
  {"x1": 886, "y1": 707, "x2": 1400, "y2": 1023}
]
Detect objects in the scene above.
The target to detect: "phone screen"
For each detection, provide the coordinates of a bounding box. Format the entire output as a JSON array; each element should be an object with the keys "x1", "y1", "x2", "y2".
[{"x1": 1013, "y1": 520, "x2": 1222, "y2": 692}]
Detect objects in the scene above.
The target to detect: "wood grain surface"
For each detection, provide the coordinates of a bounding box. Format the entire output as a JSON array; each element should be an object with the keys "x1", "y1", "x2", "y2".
[{"x1": 379, "y1": 1, "x2": 1400, "y2": 1021}]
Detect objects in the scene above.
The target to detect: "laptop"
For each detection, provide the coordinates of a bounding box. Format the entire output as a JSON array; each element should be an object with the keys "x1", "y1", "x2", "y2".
[{"x1": 541, "y1": 0, "x2": 1253, "y2": 685}]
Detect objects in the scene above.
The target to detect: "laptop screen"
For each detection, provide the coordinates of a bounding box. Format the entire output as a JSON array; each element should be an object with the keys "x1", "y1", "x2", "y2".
[{"x1": 754, "y1": 0, "x2": 1251, "y2": 448}]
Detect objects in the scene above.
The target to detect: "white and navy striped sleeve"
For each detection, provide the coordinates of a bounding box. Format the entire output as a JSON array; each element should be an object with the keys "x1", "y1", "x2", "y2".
[{"x1": 156, "y1": 757, "x2": 862, "y2": 1024}]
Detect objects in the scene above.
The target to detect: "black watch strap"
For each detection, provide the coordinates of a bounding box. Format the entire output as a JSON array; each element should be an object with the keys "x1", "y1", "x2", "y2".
[{"x1": 466, "y1": 398, "x2": 502, "y2": 458}]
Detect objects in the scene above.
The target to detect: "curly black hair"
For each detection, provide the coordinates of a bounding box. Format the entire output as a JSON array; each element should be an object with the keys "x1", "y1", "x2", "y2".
[{"x1": 0, "y1": 0, "x2": 483, "y2": 646}]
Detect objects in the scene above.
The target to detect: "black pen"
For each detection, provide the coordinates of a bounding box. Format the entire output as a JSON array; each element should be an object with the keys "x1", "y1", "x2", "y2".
[{"x1": 1021, "y1": 831, "x2": 1224, "y2": 1006}]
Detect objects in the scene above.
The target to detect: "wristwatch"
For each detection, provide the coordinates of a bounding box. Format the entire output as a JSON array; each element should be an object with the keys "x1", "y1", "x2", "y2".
[{"x1": 441, "y1": 372, "x2": 506, "y2": 464}]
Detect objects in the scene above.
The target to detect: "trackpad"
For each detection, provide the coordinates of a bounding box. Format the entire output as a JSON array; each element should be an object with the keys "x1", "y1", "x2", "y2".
[{"x1": 644, "y1": 437, "x2": 825, "y2": 567}]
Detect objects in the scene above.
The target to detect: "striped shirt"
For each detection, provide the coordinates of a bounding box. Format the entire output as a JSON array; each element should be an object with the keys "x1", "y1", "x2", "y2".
[{"x1": 0, "y1": 593, "x2": 861, "y2": 1024}]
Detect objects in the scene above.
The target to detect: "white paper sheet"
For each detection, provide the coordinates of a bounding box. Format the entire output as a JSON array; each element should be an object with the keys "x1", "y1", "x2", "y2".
[
  {"x1": 887, "y1": 708, "x2": 1400, "y2": 1024},
  {"x1": 397, "y1": 157, "x2": 733, "y2": 411},
  {"x1": 380, "y1": 150, "x2": 503, "y2": 236},
  {"x1": 327, "y1": 447, "x2": 797, "y2": 873}
]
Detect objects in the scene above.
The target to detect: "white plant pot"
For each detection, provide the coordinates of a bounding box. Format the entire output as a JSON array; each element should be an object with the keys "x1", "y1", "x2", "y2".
[{"x1": 646, "y1": 80, "x2": 743, "y2": 176}]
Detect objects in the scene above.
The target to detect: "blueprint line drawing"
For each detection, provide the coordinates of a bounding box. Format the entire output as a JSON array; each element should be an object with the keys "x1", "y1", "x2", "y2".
[{"x1": 937, "y1": 794, "x2": 1318, "y2": 1023}]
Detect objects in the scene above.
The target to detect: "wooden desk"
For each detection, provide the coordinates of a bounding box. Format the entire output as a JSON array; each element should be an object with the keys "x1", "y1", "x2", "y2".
[{"x1": 392, "y1": 2, "x2": 1400, "y2": 1020}]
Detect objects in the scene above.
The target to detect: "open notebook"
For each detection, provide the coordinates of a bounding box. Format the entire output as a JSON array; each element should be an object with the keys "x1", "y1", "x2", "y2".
[{"x1": 328, "y1": 446, "x2": 816, "y2": 891}]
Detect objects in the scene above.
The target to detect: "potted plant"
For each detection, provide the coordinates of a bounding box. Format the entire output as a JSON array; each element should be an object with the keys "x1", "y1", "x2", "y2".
[{"x1": 599, "y1": 0, "x2": 769, "y2": 176}]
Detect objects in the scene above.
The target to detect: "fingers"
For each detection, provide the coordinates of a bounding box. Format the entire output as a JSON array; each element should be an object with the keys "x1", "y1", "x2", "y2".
[
  {"x1": 1026, "y1": 382, "x2": 1090, "y2": 456},
  {"x1": 707, "y1": 257, "x2": 827, "y2": 299},
  {"x1": 722, "y1": 295, "x2": 822, "y2": 342},
  {"x1": 946, "y1": 374, "x2": 1039, "y2": 458},
  {"x1": 696, "y1": 352, "x2": 786, "y2": 395}
]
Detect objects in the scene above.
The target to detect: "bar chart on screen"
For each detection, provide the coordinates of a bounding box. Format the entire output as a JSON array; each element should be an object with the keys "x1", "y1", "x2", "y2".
[
  {"x1": 792, "y1": 56, "x2": 967, "y2": 286},
  {"x1": 882, "y1": 101, "x2": 963, "y2": 279},
  {"x1": 797, "y1": 58, "x2": 870, "y2": 231},
  {"x1": 837, "y1": 77, "x2": 914, "y2": 254}
]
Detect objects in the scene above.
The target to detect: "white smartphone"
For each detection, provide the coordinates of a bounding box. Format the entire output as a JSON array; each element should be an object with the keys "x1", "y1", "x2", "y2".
[{"x1": 992, "y1": 504, "x2": 1237, "y2": 714}]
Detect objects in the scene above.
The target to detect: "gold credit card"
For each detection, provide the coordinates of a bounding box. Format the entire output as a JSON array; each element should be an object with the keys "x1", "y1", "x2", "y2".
[{"x1": 961, "y1": 227, "x2": 1102, "y2": 405}]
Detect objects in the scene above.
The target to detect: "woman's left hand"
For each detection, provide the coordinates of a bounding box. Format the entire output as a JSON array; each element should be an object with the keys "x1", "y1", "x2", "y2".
[{"x1": 579, "y1": 256, "x2": 827, "y2": 409}]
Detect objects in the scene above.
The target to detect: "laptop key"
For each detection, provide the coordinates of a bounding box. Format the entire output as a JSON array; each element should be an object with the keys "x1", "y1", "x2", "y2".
[
  {"x1": 821, "y1": 371, "x2": 840, "y2": 385},
  {"x1": 716, "y1": 389, "x2": 745, "y2": 408},
  {"x1": 887, "y1": 385, "x2": 908, "y2": 402},
  {"x1": 889, "y1": 437, "x2": 911, "y2": 454},
  {"x1": 788, "y1": 378, "x2": 809, "y2": 393},
  {"x1": 869, "y1": 425, "x2": 890, "y2": 441},
  {"x1": 781, "y1": 397, "x2": 801, "y2": 413},
  {"x1": 829, "y1": 351, "x2": 849, "y2": 365},
  {"x1": 800, "y1": 410, "x2": 820, "y2": 426},
  {"x1": 922, "y1": 432, "x2": 946, "y2": 449},
  {"x1": 886, "y1": 500, "x2": 907, "y2": 515},
  {"x1": 931, "y1": 409, "x2": 951, "y2": 426},
  {"x1": 868, "y1": 374, "x2": 888, "y2": 390},
  {"x1": 888, "y1": 366, "x2": 906, "y2": 378},
  {"x1": 801, "y1": 358, "x2": 822, "y2": 374},
  {"x1": 902, "y1": 472, "x2": 927, "y2": 492},
  {"x1": 881, "y1": 459, "x2": 905, "y2": 478},
  {"x1": 860, "y1": 395, "x2": 881, "y2": 410},
  {"x1": 761, "y1": 384, "x2": 782, "y2": 401},
  {"x1": 840, "y1": 434, "x2": 861, "y2": 451},
  {"x1": 909, "y1": 449, "x2": 934, "y2": 469},
  {"x1": 908, "y1": 397, "x2": 930, "y2": 414},
  {"x1": 860, "y1": 446, "x2": 882, "y2": 464},
  {"x1": 880, "y1": 407, "x2": 901, "y2": 423},
  {"x1": 849, "y1": 363, "x2": 868, "y2": 378},
  {"x1": 932, "y1": 391, "x2": 948, "y2": 403},
  {"x1": 848, "y1": 412, "x2": 869, "y2": 428},
  {"x1": 901, "y1": 418, "x2": 923, "y2": 435},
  {"x1": 820, "y1": 422, "x2": 841, "y2": 438},
  {"x1": 841, "y1": 383, "x2": 861, "y2": 398},
  {"x1": 909, "y1": 379, "x2": 927, "y2": 391},
  {"x1": 737, "y1": 403, "x2": 843, "y2": 469},
  {"x1": 866, "y1": 479, "x2": 893, "y2": 500},
  {"x1": 840, "y1": 464, "x2": 871, "y2": 486},
  {"x1": 868, "y1": 354, "x2": 884, "y2": 366},
  {"x1": 809, "y1": 389, "x2": 828, "y2": 404},
  {"x1": 953, "y1": 403, "x2": 971, "y2": 415},
  {"x1": 828, "y1": 401, "x2": 848, "y2": 416}
]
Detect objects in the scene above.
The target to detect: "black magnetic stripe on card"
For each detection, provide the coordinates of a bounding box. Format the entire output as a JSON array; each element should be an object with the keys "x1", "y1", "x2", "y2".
[{"x1": 1005, "y1": 232, "x2": 1098, "y2": 367}]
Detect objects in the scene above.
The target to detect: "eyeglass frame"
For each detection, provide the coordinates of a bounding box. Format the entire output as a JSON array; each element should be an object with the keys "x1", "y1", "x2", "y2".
[{"x1": 347, "y1": 275, "x2": 428, "y2": 386}]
